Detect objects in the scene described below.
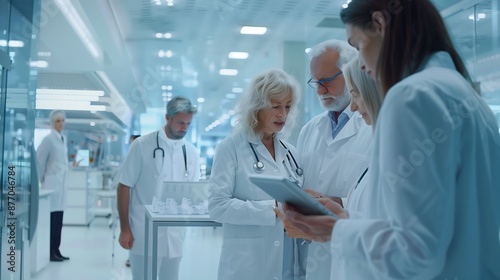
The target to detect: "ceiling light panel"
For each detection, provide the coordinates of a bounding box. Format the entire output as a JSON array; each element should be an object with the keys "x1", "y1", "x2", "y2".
[
  {"x1": 219, "y1": 69, "x2": 238, "y2": 76},
  {"x1": 228, "y1": 52, "x2": 249, "y2": 59},
  {"x1": 240, "y1": 26, "x2": 267, "y2": 35},
  {"x1": 36, "y1": 89, "x2": 105, "y2": 96}
]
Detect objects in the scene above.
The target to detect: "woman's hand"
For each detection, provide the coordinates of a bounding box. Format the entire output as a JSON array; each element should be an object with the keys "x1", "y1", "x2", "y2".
[
  {"x1": 274, "y1": 207, "x2": 308, "y2": 239},
  {"x1": 281, "y1": 198, "x2": 349, "y2": 242}
]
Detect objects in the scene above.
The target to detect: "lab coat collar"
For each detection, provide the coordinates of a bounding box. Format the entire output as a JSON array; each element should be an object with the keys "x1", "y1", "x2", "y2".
[
  {"x1": 414, "y1": 51, "x2": 455, "y2": 76},
  {"x1": 332, "y1": 111, "x2": 363, "y2": 144},
  {"x1": 157, "y1": 126, "x2": 186, "y2": 148},
  {"x1": 329, "y1": 105, "x2": 354, "y2": 122},
  {"x1": 51, "y1": 129, "x2": 64, "y2": 140},
  {"x1": 316, "y1": 107, "x2": 359, "y2": 145},
  {"x1": 246, "y1": 133, "x2": 287, "y2": 164},
  {"x1": 247, "y1": 134, "x2": 262, "y2": 145}
]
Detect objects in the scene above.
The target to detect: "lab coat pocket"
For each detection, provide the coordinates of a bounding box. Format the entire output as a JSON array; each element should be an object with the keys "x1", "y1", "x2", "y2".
[
  {"x1": 43, "y1": 175, "x2": 61, "y2": 192},
  {"x1": 300, "y1": 150, "x2": 321, "y2": 179},
  {"x1": 219, "y1": 237, "x2": 265, "y2": 280}
]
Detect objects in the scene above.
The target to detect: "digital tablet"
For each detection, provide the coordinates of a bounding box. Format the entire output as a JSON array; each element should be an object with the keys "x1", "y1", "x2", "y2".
[{"x1": 249, "y1": 175, "x2": 338, "y2": 218}]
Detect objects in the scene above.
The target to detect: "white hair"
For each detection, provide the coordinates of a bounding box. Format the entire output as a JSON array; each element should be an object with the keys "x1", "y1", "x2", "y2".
[
  {"x1": 234, "y1": 69, "x2": 301, "y2": 139},
  {"x1": 49, "y1": 110, "x2": 65, "y2": 127},
  {"x1": 309, "y1": 39, "x2": 358, "y2": 69}
]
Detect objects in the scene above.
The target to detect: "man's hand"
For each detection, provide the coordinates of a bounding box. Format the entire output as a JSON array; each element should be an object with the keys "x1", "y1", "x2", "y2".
[
  {"x1": 119, "y1": 228, "x2": 134, "y2": 250},
  {"x1": 304, "y1": 189, "x2": 343, "y2": 208}
]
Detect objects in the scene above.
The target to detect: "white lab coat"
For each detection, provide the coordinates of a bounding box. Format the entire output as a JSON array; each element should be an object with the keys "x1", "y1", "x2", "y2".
[
  {"x1": 297, "y1": 110, "x2": 372, "y2": 280},
  {"x1": 344, "y1": 168, "x2": 371, "y2": 219},
  {"x1": 208, "y1": 132, "x2": 303, "y2": 280},
  {"x1": 330, "y1": 52, "x2": 500, "y2": 280},
  {"x1": 115, "y1": 127, "x2": 201, "y2": 257},
  {"x1": 37, "y1": 129, "x2": 69, "y2": 211}
]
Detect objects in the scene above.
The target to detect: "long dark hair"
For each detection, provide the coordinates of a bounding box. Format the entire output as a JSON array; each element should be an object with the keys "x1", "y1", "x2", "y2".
[{"x1": 340, "y1": 0, "x2": 474, "y2": 95}]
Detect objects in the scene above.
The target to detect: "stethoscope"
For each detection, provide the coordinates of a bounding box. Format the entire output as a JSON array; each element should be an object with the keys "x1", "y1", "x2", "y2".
[
  {"x1": 154, "y1": 131, "x2": 189, "y2": 178},
  {"x1": 248, "y1": 140, "x2": 303, "y2": 177}
]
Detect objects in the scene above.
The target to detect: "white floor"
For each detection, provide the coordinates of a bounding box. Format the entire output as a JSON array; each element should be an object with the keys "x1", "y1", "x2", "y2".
[{"x1": 31, "y1": 217, "x2": 222, "y2": 280}]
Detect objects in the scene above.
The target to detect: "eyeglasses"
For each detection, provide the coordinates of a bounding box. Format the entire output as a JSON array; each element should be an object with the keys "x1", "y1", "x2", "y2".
[{"x1": 307, "y1": 71, "x2": 343, "y2": 89}]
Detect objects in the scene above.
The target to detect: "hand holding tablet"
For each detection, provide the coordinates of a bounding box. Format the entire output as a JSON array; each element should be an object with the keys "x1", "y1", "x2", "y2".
[{"x1": 249, "y1": 175, "x2": 340, "y2": 219}]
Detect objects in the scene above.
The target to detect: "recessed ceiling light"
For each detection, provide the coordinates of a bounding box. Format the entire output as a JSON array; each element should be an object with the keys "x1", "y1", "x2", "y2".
[
  {"x1": 305, "y1": 48, "x2": 311, "y2": 54},
  {"x1": 161, "y1": 85, "x2": 167, "y2": 90},
  {"x1": 164, "y1": 33, "x2": 172, "y2": 38},
  {"x1": 219, "y1": 69, "x2": 238, "y2": 76},
  {"x1": 30, "y1": 60, "x2": 49, "y2": 68},
  {"x1": 228, "y1": 52, "x2": 249, "y2": 59},
  {"x1": 197, "y1": 97, "x2": 205, "y2": 103},
  {"x1": 0, "y1": 40, "x2": 24, "y2": 47},
  {"x1": 232, "y1": 87, "x2": 243, "y2": 93},
  {"x1": 155, "y1": 33, "x2": 163, "y2": 38},
  {"x1": 226, "y1": 93, "x2": 236, "y2": 99},
  {"x1": 90, "y1": 122, "x2": 96, "y2": 126},
  {"x1": 38, "y1": 51, "x2": 52, "y2": 57},
  {"x1": 240, "y1": 26, "x2": 267, "y2": 35},
  {"x1": 158, "y1": 50, "x2": 165, "y2": 57},
  {"x1": 469, "y1": 13, "x2": 486, "y2": 20},
  {"x1": 166, "y1": 85, "x2": 173, "y2": 90},
  {"x1": 166, "y1": 50, "x2": 173, "y2": 57}
]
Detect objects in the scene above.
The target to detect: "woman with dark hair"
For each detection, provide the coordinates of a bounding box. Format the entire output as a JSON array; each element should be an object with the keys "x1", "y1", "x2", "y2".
[{"x1": 280, "y1": 0, "x2": 500, "y2": 279}]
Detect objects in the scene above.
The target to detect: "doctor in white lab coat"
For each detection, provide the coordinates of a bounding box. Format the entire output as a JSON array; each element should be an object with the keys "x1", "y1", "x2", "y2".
[
  {"x1": 37, "y1": 110, "x2": 71, "y2": 262},
  {"x1": 282, "y1": 2, "x2": 500, "y2": 279},
  {"x1": 116, "y1": 96, "x2": 201, "y2": 280},
  {"x1": 296, "y1": 40, "x2": 372, "y2": 280},
  {"x1": 209, "y1": 69, "x2": 302, "y2": 280}
]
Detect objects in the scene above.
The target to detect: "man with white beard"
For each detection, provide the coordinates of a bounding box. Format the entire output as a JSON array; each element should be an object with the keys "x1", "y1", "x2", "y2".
[{"x1": 288, "y1": 39, "x2": 373, "y2": 280}]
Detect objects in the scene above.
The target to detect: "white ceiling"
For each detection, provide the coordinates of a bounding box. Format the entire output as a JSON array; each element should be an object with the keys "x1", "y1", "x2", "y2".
[{"x1": 35, "y1": 0, "x2": 500, "y2": 134}]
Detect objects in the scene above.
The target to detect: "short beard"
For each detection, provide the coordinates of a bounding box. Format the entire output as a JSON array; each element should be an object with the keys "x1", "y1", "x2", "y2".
[
  {"x1": 319, "y1": 90, "x2": 351, "y2": 112},
  {"x1": 167, "y1": 125, "x2": 185, "y2": 140}
]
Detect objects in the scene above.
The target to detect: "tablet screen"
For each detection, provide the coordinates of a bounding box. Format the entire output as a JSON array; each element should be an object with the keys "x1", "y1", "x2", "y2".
[{"x1": 249, "y1": 175, "x2": 337, "y2": 217}]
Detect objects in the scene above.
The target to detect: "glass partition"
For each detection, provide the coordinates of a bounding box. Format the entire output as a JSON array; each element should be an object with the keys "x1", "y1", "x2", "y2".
[
  {"x1": 0, "y1": 0, "x2": 41, "y2": 278},
  {"x1": 445, "y1": 0, "x2": 500, "y2": 129}
]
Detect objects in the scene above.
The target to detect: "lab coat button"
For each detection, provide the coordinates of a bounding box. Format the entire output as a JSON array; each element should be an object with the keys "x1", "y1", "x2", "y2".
[
  {"x1": 274, "y1": 169, "x2": 280, "y2": 175},
  {"x1": 274, "y1": 241, "x2": 280, "y2": 246}
]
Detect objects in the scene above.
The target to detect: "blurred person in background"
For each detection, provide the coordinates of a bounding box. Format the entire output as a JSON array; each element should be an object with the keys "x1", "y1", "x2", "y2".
[
  {"x1": 116, "y1": 96, "x2": 200, "y2": 280},
  {"x1": 37, "y1": 110, "x2": 72, "y2": 262}
]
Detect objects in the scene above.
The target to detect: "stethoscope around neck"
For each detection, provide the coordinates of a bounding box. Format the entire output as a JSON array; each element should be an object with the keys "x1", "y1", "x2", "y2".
[
  {"x1": 154, "y1": 131, "x2": 189, "y2": 178},
  {"x1": 248, "y1": 140, "x2": 303, "y2": 177}
]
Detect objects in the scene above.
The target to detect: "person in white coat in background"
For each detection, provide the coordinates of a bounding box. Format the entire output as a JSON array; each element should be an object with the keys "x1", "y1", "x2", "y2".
[
  {"x1": 208, "y1": 69, "x2": 302, "y2": 280},
  {"x1": 295, "y1": 40, "x2": 372, "y2": 280},
  {"x1": 282, "y1": 0, "x2": 500, "y2": 279},
  {"x1": 37, "y1": 110, "x2": 71, "y2": 262},
  {"x1": 116, "y1": 96, "x2": 201, "y2": 280}
]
